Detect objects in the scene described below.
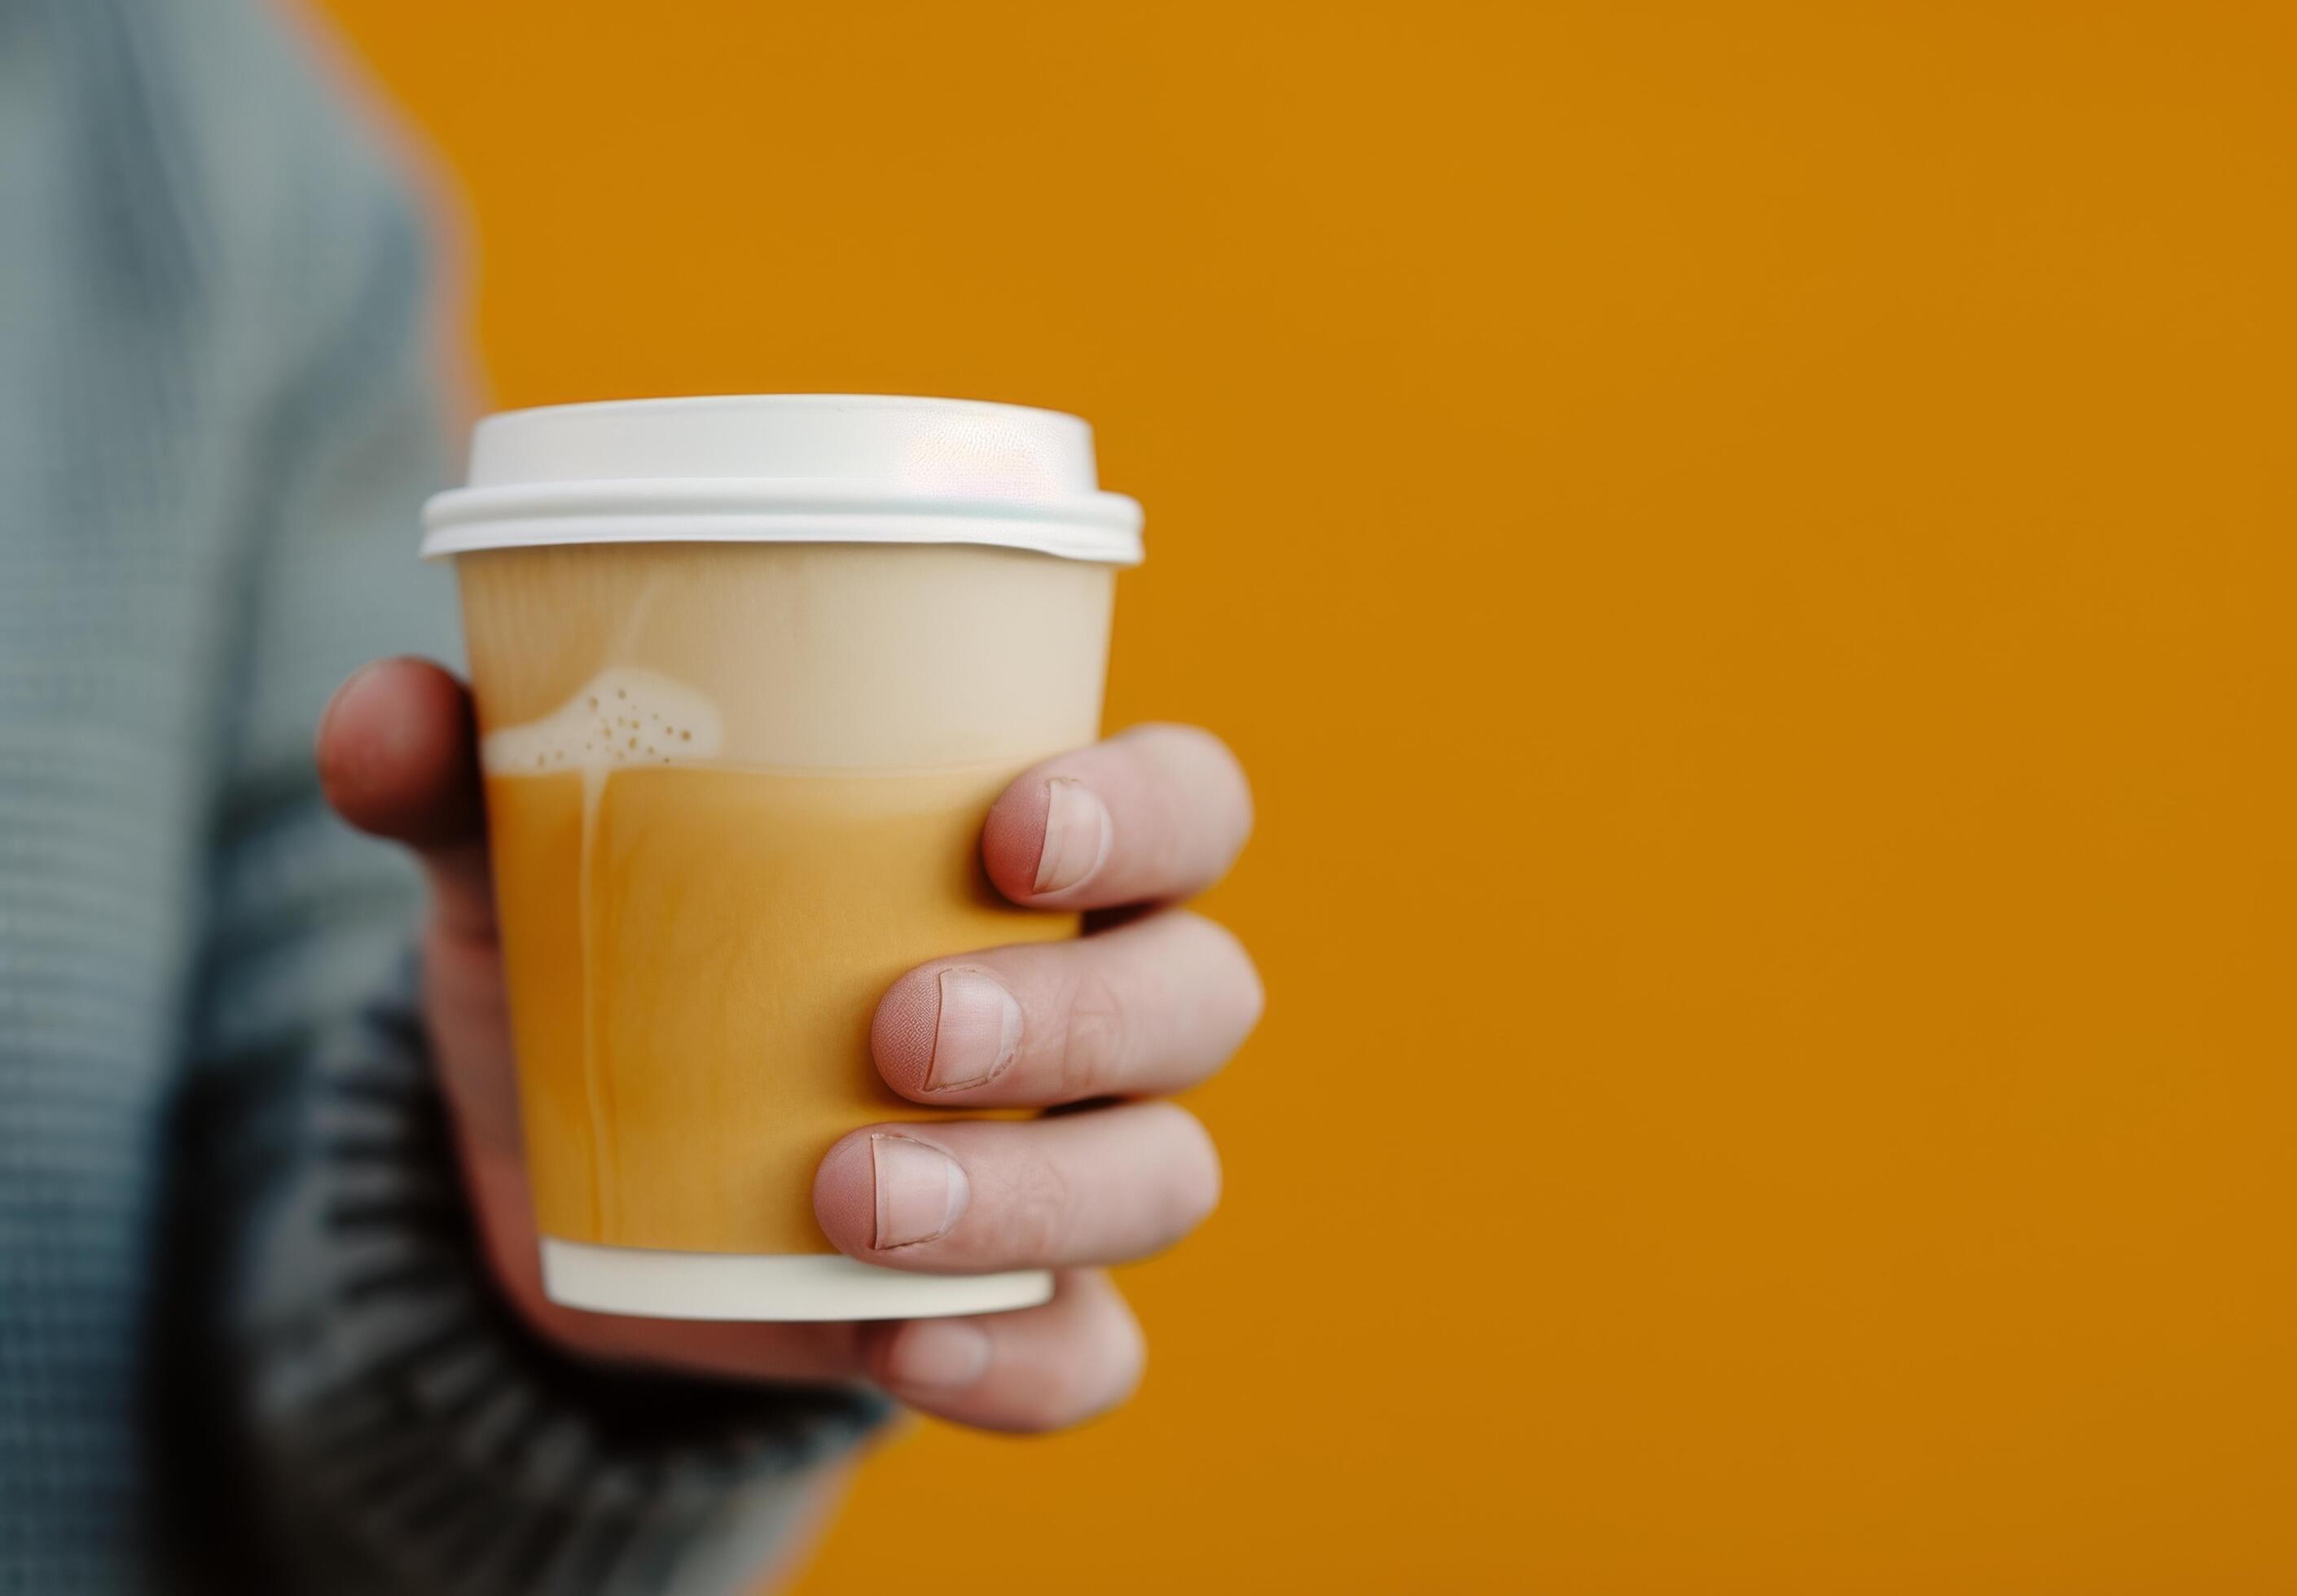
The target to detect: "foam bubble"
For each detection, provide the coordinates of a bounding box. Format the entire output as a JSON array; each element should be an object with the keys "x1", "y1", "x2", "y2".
[{"x1": 482, "y1": 667, "x2": 724, "y2": 777}]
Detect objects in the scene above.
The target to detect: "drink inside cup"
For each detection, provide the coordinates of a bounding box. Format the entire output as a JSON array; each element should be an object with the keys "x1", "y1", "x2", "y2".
[{"x1": 422, "y1": 398, "x2": 1141, "y2": 1321}]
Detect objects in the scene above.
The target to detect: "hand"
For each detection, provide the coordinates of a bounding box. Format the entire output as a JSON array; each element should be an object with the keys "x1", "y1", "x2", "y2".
[{"x1": 315, "y1": 658, "x2": 1260, "y2": 1432}]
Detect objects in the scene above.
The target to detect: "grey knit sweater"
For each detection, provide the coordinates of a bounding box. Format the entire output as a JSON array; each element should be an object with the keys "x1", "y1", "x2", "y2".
[{"x1": 0, "y1": 2, "x2": 880, "y2": 1589}]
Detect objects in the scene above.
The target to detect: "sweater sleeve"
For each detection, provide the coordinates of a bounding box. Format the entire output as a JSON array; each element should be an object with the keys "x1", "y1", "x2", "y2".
[
  {"x1": 200, "y1": 962, "x2": 883, "y2": 1596},
  {"x1": 157, "y1": 7, "x2": 887, "y2": 1591}
]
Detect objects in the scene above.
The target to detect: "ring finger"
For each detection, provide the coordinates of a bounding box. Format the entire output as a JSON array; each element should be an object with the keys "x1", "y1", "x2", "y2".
[{"x1": 813, "y1": 1103, "x2": 1220, "y2": 1274}]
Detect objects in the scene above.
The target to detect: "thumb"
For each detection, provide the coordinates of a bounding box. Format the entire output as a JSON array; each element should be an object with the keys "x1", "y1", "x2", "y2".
[{"x1": 316, "y1": 656, "x2": 494, "y2": 940}]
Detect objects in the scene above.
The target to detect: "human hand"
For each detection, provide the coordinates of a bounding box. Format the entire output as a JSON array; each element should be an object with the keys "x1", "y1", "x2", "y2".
[{"x1": 315, "y1": 657, "x2": 1259, "y2": 1432}]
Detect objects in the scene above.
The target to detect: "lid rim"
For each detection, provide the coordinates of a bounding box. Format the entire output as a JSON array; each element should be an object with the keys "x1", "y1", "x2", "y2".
[
  {"x1": 425, "y1": 478, "x2": 1141, "y2": 530},
  {"x1": 473, "y1": 392, "x2": 1096, "y2": 430},
  {"x1": 418, "y1": 509, "x2": 1144, "y2": 565},
  {"x1": 433, "y1": 394, "x2": 1140, "y2": 564}
]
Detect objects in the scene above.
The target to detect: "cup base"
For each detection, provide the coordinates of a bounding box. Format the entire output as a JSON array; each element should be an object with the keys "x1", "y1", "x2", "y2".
[{"x1": 539, "y1": 1239, "x2": 1056, "y2": 1322}]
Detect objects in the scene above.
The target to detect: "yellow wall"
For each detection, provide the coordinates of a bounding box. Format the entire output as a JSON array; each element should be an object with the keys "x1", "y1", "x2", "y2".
[{"x1": 312, "y1": 2, "x2": 2297, "y2": 1589}]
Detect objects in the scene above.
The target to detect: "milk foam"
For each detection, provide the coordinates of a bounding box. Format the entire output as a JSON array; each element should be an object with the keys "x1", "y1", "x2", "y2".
[
  {"x1": 482, "y1": 667, "x2": 724, "y2": 777},
  {"x1": 482, "y1": 667, "x2": 725, "y2": 1238}
]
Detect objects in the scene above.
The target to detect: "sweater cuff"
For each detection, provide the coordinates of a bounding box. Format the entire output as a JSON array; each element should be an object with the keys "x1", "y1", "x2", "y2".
[{"x1": 228, "y1": 962, "x2": 889, "y2": 1595}]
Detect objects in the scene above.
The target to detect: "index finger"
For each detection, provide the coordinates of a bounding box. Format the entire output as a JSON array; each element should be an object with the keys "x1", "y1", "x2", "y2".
[
  {"x1": 981, "y1": 724, "x2": 1253, "y2": 911},
  {"x1": 315, "y1": 656, "x2": 494, "y2": 940}
]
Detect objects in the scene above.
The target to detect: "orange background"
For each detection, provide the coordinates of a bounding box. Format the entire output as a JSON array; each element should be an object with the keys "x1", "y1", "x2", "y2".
[{"x1": 310, "y1": 2, "x2": 2297, "y2": 1590}]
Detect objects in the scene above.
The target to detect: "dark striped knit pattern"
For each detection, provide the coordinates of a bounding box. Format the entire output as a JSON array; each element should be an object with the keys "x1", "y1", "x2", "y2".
[{"x1": 0, "y1": 2, "x2": 882, "y2": 1589}]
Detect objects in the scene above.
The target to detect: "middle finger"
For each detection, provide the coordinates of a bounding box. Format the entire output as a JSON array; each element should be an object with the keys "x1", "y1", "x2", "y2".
[{"x1": 870, "y1": 909, "x2": 1263, "y2": 1108}]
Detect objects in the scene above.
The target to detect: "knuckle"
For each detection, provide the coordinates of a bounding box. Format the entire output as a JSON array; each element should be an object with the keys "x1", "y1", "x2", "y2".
[
  {"x1": 1109, "y1": 1309, "x2": 1148, "y2": 1406},
  {"x1": 1024, "y1": 1363, "x2": 1096, "y2": 1431},
  {"x1": 1138, "y1": 719, "x2": 1241, "y2": 774},
  {"x1": 1174, "y1": 724, "x2": 1254, "y2": 846},
  {"x1": 1024, "y1": 1318, "x2": 1142, "y2": 1432},
  {"x1": 1058, "y1": 969, "x2": 1130, "y2": 1099},
  {"x1": 1150, "y1": 1106, "x2": 1223, "y2": 1235},
  {"x1": 1203, "y1": 734, "x2": 1254, "y2": 835},
  {"x1": 1120, "y1": 723, "x2": 1252, "y2": 823},
  {"x1": 996, "y1": 1153, "x2": 1074, "y2": 1262},
  {"x1": 1188, "y1": 912, "x2": 1267, "y2": 1037},
  {"x1": 1236, "y1": 954, "x2": 1267, "y2": 1036}
]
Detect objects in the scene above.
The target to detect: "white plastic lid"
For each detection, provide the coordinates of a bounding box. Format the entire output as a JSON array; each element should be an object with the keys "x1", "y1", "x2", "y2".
[{"x1": 421, "y1": 394, "x2": 1144, "y2": 564}]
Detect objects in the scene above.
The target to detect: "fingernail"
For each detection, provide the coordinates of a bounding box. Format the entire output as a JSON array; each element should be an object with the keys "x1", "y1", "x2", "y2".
[
  {"x1": 887, "y1": 1320, "x2": 992, "y2": 1388},
  {"x1": 872, "y1": 1133, "x2": 969, "y2": 1249},
  {"x1": 925, "y1": 967, "x2": 1025, "y2": 1092},
  {"x1": 1034, "y1": 778, "x2": 1113, "y2": 893}
]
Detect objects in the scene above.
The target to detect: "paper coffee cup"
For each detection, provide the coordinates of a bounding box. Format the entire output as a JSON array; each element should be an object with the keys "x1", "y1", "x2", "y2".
[{"x1": 421, "y1": 396, "x2": 1141, "y2": 1321}]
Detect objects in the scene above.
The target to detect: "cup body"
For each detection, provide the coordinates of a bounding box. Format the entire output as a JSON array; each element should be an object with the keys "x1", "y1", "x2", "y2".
[{"x1": 428, "y1": 397, "x2": 1136, "y2": 1320}]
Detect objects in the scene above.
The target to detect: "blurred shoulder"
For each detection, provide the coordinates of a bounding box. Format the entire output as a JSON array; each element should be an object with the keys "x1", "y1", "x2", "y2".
[
  {"x1": 8, "y1": 0, "x2": 449, "y2": 349},
  {"x1": 162, "y1": 1, "x2": 446, "y2": 321}
]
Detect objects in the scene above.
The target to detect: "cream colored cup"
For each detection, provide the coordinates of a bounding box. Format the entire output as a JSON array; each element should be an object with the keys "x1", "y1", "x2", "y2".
[{"x1": 422, "y1": 397, "x2": 1140, "y2": 1320}]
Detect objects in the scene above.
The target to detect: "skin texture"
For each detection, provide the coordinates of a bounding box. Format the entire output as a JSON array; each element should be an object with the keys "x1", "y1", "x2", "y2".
[{"x1": 314, "y1": 656, "x2": 1259, "y2": 1432}]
